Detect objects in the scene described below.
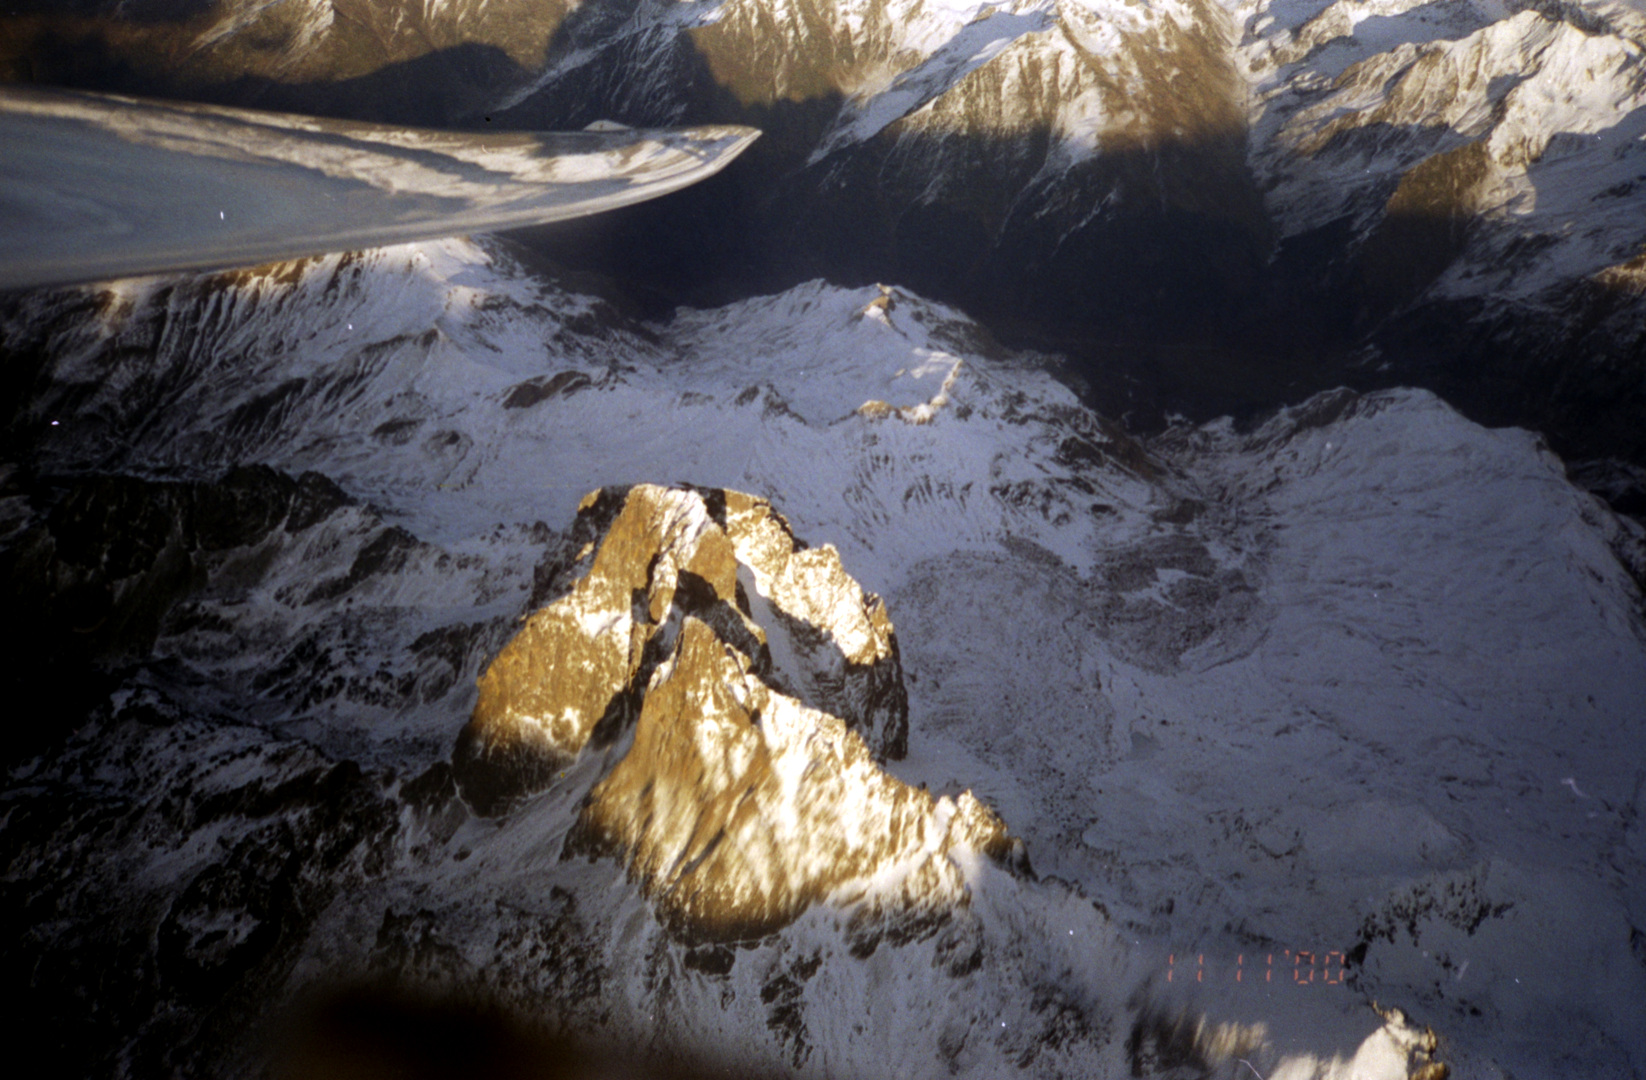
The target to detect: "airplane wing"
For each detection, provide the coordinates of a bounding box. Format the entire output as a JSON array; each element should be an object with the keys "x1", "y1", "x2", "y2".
[{"x1": 0, "y1": 85, "x2": 759, "y2": 290}]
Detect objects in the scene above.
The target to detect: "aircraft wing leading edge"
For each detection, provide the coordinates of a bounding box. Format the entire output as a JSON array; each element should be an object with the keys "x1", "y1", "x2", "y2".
[{"x1": 0, "y1": 85, "x2": 760, "y2": 290}]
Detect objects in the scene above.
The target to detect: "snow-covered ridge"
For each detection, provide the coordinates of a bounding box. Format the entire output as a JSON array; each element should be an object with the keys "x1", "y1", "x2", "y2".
[
  {"x1": 8, "y1": 237, "x2": 1169, "y2": 583},
  {"x1": 15, "y1": 0, "x2": 1641, "y2": 475},
  {"x1": 666, "y1": 0, "x2": 1252, "y2": 177},
  {"x1": 1238, "y1": 0, "x2": 1646, "y2": 300},
  {"x1": 10, "y1": 0, "x2": 1643, "y2": 316}
]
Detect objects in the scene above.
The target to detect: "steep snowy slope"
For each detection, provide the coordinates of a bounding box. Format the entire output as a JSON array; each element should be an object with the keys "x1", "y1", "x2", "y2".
[
  {"x1": 490, "y1": 0, "x2": 1271, "y2": 341},
  {"x1": 1238, "y1": 0, "x2": 1646, "y2": 302},
  {"x1": 481, "y1": 0, "x2": 1646, "y2": 480},
  {"x1": 3, "y1": 239, "x2": 1643, "y2": 1078}
]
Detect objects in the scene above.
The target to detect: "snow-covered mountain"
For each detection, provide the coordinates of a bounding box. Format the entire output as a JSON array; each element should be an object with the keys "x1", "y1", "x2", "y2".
[
  {"x1": 456, "y1": 481, "x2": 1018, "y2": 947},
  {"x1": 4, "y1": 1, "x2": 1646, "y2": 1075},
  {"x1": 3, "y1": 237, "x2": 1643, "y2": 1078},
  {"x1": 0, "y1": 0, "x2": 572, "y2": 123}
]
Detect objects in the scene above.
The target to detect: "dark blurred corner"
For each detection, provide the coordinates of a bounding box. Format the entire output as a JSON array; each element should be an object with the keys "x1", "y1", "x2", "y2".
[{"x1": 268, "y1": 982, "x2": 760, "y2": 1080}]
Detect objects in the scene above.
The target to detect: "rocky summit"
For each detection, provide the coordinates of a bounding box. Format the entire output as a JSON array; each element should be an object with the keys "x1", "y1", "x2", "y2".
[{"x1": 456, "y1": 482, "x2": 1013, "y2": 942}]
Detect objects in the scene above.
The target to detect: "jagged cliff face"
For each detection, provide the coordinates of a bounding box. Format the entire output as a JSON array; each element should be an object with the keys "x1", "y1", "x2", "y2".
[
  {"x1": 457, "y1": 482, "x2": 1009, "y2": 941},
  {"x1": 458, "y1": 484, "x2": 908, "y2": 802}
]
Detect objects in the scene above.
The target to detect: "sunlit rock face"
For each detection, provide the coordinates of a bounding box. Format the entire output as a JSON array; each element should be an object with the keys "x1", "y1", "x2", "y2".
[
  {"x1": 0, "y1": 0, "x2": 575, "y2": 124},
  {"x1": 455, "y1": 482, "x2": 908, "y2": 809},
  {"x1": 455, "y1": 482, "x2": 1009, "y2": 941}
]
